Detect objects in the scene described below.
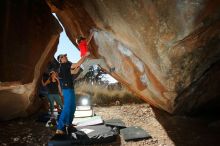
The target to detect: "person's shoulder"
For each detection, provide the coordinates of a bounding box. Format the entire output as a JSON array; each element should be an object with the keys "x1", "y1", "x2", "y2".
[{"x1": 67, "y1": 61, "x2": 72, "y2": 65}]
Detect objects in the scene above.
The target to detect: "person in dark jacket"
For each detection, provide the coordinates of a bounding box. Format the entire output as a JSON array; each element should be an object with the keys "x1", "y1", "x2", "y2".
[
  {"x1": 42, "y1": 71, "x2": 63, "y2": 119},
  {"x1": 55, "y1": 53, "x2": 86, "y2": 134}
]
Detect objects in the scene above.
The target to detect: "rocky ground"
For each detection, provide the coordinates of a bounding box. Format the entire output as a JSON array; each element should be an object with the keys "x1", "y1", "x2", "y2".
[{"x1": 0, "y1": 103, "x2": 220, "y2": 146}]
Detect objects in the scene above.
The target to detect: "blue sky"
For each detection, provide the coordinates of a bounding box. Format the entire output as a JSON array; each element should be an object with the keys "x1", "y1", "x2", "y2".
[
  {"x1": 53, "y1": 14, "x2": 118, "y2": 83},
  {"x1": 53, "y1": 13, "x2": 80, "y2": 63}
]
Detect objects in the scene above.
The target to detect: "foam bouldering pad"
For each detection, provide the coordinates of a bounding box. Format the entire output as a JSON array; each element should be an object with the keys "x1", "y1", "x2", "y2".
[
  {"x1": 105, "y1": 119, "x2": 126, "y2": 129},
  {"x1": 48, "y1": 135, "x2": 72, "y2": 146},
  {"x1": 73, "y1": 125, "x2": 118, "y2": 145},
  {"x1": 120, "y1": 126, "x2": 151, "y2": 141},
  {"x1": 48, "y1": 125, "x2": 118, "y2": 145},
  {"x1": 73, "y1": 116, "x2": 103, "y2": 127}
]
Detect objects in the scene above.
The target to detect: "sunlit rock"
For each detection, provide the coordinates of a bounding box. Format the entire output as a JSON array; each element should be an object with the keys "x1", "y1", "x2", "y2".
[
  {"x1": 48, "y1": 0, "x2": 220, "y2": 114},
  {"x1": 0, "y1": 0, "x2": 220, "y2": 121}
]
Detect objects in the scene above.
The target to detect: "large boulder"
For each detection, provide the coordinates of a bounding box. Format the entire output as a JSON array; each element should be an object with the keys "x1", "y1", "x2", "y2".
[
  {"x1": 0, "y1": 0, "x2": 220, "y2": 121},
  {"x1": 0, "y1": 0, "x2": 62, "y2": 120},
  {"x1": 48, "y1": 0, "x2": 220, "y2": 114}
]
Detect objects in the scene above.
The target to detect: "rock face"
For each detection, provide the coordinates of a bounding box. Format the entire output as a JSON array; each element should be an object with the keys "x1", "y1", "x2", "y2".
[
  {"x1": 0, "y1": 0, "x2": 219, "y2": 120},
  {"x1": 0, "y1": 0, "x2": 62, "y2": 120},
  {"x1": 48, "y1": 0, "x2": 220, "y2": 114}
]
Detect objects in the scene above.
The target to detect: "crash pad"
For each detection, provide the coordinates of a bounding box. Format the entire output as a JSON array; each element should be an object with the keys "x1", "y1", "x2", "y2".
[
  {"x1": 120, "y1": 126, "x2": 151, "y2": 141},
  {"x1": 74, "y1": 125, "x2": 118, "y2": 145},
  {"x1": 48, "y1": 125, "x2": 118, "y2": 145},
  {"x1": 105, "y1": 119, "x2": 126, "y2": 129},
  {"x1": 48, "y1": 135, "x2": 72, "y2": 146},
  {"x1": 73, "y1": 116, "x2": 103, "y2": 127}
]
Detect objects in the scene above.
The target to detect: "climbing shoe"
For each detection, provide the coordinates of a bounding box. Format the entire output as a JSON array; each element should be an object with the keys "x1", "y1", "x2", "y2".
[{"x1": 55, "y1": 129, "x2": 65, "y2": 135}]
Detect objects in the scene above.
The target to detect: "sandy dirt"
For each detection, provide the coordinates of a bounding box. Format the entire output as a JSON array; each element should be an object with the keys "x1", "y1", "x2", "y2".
[{"x1": 0, "y1": 104, "x2": 220, "y2": 146}]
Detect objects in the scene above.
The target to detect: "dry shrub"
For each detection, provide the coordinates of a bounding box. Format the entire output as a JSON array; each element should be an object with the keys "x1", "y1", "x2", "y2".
[{"x1": 75, "y1": 82, "x2": 144, "y2": 105}]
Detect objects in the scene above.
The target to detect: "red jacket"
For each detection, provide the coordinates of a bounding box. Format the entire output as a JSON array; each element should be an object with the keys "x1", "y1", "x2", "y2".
[{"x1": 78, "y1": 40, "x2": 88, "y2": 57}]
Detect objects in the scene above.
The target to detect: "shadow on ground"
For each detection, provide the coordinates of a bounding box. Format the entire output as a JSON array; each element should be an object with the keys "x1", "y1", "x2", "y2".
[{"x1": 152, "y1": 106, "x2": 220, "y2": 146}]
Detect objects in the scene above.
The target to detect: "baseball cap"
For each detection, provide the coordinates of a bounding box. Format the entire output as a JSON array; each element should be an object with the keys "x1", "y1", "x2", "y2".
[{"x1": 57, "y1": 54, "x2": 67, "y2": 62}]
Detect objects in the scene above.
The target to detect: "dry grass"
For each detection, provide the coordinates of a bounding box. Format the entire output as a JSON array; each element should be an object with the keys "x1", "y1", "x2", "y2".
[{"x1": 75, "y1": 82, "x2": 144, "y2": 105}]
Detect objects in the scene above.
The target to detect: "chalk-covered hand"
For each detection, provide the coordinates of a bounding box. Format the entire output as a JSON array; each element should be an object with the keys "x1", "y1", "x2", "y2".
[
  {"x1": 85, "y1": 52, "x2": 90, "y2": 57},
  {"x1": 90, "y1": 28, "x2": 99, "y2": 33}
]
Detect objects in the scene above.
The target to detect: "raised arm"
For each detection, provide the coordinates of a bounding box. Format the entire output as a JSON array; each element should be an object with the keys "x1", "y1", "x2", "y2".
[
  {"x1": 87, "y1": 31, "x2": 94, "y2": 45},
  {"x1": 70, "y1": 65, "x2": 81, "y2": 75},
  {"x1": 74, "y1": 53, "x2": 89, "y2": 68},
  {"x1": 41, "y1": 78, "x2": 50, "y2": 86}
]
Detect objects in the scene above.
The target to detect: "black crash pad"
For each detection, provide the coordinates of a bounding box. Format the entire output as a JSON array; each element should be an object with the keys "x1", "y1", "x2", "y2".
[
  {"x1": 74, "y1": 125, "x2": 118, "y2": 145},
  {"x1": 120, "y1": 126, "x2": 151, "y2": 141},
  {"x1": 105, "y1": 119, "x2": 126, "y2": 129},
  {"x1": 48, "y1": 125, "x2": 118, "y2": 146},
  {"x1": 48, "y1": 135, "x2": 72, "y2": 146}
]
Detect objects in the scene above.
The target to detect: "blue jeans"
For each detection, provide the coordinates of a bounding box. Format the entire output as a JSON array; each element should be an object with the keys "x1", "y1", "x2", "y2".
[
  {"x1": 57, "y1": 89, "x2": 76, "y2": 131},
  {"x1": 48, "y1": 94, "x2": 63, "y2": 114}
]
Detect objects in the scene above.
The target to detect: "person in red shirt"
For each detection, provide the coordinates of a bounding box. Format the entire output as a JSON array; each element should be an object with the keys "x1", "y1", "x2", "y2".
[
  {"x1": 77, "y1": 36, "x2": 90, "y2": 57},
  {"x1": 75, "y1": 29, "x2": 115, "y2": 78}
]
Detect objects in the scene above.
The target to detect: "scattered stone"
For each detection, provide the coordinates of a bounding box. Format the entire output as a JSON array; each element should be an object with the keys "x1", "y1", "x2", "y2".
[
  {"x1": 13, "y1": 137, "x2": 20, "y2": 142},
  {"x1": 115, "y1": 100, "x2": 120, "y2": 105}
]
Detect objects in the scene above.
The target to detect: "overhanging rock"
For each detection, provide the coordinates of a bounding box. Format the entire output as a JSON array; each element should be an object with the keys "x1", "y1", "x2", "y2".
[
  {"x1": 0, "y1": 0, "x2": 220, "y2": 121},
  {"x1": 48, "y1": 0, "x2": 220, "y2": 114}
]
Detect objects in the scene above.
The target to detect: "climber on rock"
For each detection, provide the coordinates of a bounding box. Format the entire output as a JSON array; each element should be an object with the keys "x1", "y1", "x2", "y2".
[{"x1": 74, "y1": 29, "x2": 115, "y2": 79}]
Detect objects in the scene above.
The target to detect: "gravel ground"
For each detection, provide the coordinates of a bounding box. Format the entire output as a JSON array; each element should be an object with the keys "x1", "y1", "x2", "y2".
[
  {"x1": 94, "y1": 104, "x2": 220, "y2": 146},
  {"x1": 94, "y1": 104, "x2": 173, "y2": 146},
  {"x1": 0, "y1": 116, "x2": 51, "y2": 146},
  {"x1": 0, "y1": 103, "x2": 220, "y2": 146}
]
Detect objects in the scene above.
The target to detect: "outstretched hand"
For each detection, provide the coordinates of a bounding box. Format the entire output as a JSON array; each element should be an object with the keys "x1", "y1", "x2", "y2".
[
  {"x1": 54, "y1": 76, "x2": 58, "y2": 80},
  {"x1": 90, "y1": 28, "x2": 99, "y2": 33},
  {"x1": 85, "y1": 52, "x2": 90, "y2": 57}
]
